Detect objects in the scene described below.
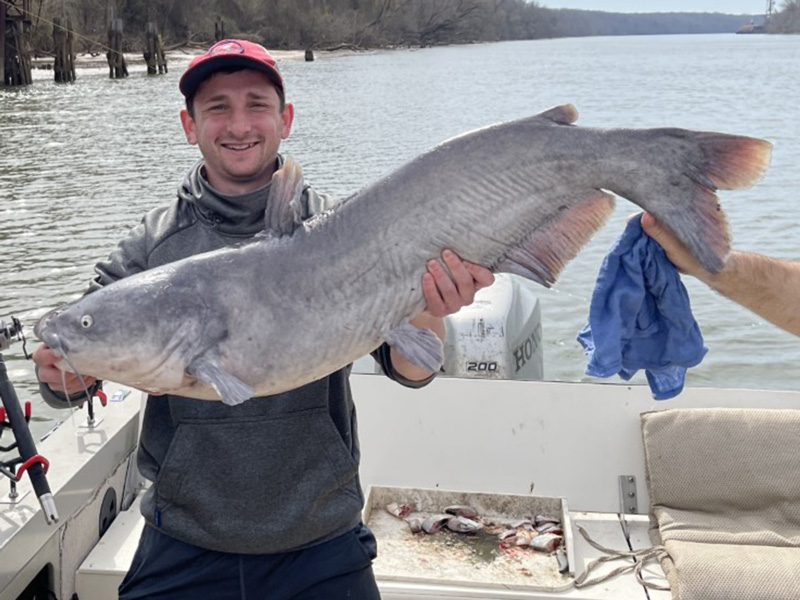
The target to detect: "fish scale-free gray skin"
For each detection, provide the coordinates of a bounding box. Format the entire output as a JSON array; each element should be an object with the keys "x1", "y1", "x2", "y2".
[{"x1": 35, "y1": 105, "x2": 771, "y2": 403}]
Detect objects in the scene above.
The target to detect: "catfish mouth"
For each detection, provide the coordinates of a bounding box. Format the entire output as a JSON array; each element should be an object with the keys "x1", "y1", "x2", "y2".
[
  {"x1": 35, "y1": 307, "x2": 69, "y2": 356},
  {"x1": 35, "y1": 307, "x2": 94, "y2": 399}
]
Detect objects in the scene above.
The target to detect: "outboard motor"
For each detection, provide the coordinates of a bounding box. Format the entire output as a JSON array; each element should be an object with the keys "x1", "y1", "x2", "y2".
[
  {"x1": 442, "y1": 274, "x2": 543, "y2": 380},
  {"x1": 353, "y1": 274, "x2": 543, "y2": 380}
]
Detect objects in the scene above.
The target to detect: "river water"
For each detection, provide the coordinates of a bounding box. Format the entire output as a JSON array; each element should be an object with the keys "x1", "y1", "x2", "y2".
[{"x1": 1, "y1": 33, "x2": 798, "y2": 439}]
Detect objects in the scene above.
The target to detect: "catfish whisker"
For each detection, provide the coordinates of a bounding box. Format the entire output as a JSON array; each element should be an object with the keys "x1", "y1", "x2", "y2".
[{"x1": 59, "y1": 352, "x2": 91, "y2": 408}]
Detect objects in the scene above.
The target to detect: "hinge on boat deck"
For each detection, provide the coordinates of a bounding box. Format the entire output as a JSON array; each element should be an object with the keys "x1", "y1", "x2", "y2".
[
  {"x1": 618, "y1": 475, "x2": 638, "y2": 515},
  {"x1": 618, "y1": 475, "x2": 638, "y2": 541}
]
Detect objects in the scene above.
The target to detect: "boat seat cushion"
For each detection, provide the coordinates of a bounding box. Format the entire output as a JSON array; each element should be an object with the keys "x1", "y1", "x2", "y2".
[{"x1": 642, "y1": 408, "x2": 800, "y2": 600}]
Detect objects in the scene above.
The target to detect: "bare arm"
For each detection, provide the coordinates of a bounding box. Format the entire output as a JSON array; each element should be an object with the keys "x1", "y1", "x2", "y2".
[
  {"x1": 391, "y1": 250, "x2": 495, "y2": 381},
  {"x1": 642, "y1": 213, "x2": 800, "y2": 337}
]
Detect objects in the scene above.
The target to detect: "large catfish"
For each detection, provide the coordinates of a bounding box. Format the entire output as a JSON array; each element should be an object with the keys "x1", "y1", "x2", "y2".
[{"x1": 35, "y1": 105, "x2": 771, "y2": 405}]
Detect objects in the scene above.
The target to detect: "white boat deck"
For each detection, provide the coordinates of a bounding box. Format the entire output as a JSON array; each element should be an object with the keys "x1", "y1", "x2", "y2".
[{"x1": 3, "y1": 374, "x2": 799, "y2": 600}]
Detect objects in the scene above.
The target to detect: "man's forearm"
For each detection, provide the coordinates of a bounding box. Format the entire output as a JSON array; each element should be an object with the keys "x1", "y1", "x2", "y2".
[{"x1": 702, "y1": 251, "x2": 800, "y2": 337}]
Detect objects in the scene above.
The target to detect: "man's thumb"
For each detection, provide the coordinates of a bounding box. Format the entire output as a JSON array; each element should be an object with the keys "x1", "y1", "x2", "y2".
[{"x1": 640, "y1": 212, "x2": 663, "y2": 240}]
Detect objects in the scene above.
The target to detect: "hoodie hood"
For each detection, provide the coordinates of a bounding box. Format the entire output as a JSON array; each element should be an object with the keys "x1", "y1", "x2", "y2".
[{"x1": 178, "y1": 156, "x2": 284, "y2": 236}]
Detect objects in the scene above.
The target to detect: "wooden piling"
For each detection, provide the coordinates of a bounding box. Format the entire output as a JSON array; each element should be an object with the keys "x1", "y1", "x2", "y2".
[
  {"x1": 66, "y1": 18, "x2": 75, "y2": 82},
  {"x1": 14, "y1": 18, "x2": 31, "y2": 85},
  {"x1": 0, "y1": 0, "x2": 6, "y2": 86},
  {"x1": 106, "y1": 16, "x2": 128, "y2": 79},
  {"x1": 143, "y1": 22, "x2": 167, "y2": 75},
  {"x1": 53, "y1": 17, "x2": 76, "y2": 83},
  {"x1": 157, "y1": 32, "x2": 167, "y2": 73},
  {"x1": 53, "y1": 17, "x2": 63, "y2": 81},
  {"x1": 1, "y1": 0, "x2": 32, "y2": 87},
  {"x1": 18, "y1": 19, "x2": 31, "y2": 85},
  {"x1": 144, "y1": 22, "x2": 156, "y2": 74},
  {"x1": 214, "y1": 17, "x2": 226, "y2": 42}
]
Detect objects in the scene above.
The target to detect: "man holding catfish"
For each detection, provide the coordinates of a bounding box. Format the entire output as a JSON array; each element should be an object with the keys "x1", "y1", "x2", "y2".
[{"x1": 33, "y1": 39, "x2": 493, "y2": 599}]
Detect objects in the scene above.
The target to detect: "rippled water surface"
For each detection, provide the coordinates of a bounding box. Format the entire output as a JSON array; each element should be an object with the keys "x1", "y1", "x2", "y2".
[{"x1": 1, "y1": 34, "x2": 798, "y2": 439}]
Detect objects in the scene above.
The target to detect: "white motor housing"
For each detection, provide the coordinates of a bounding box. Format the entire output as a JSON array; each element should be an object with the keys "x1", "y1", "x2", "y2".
[
  {"x1": 352, "y1": 273, "x2": 543, "y2": 380},
  {"x1": 442, "y1": 273, "x2": 543, "y2": 380}
]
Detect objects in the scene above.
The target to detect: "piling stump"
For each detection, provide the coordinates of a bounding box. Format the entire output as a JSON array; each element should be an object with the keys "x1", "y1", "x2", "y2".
[
  {"x1": 53, "y1": 17, "x2": 75, "y2": 83},
  {"x1": 106, "y1": 18, "x2": 128, "y2": 79},
  {"x1": 214, "y1": 18, "x2": 226, "y2": 42},
  {"x1": 1, "y1": 1, "x2": 32, "y2": 87},
  {"x1": 143, "y1": 23, "x2": 167, "y2": 75}
]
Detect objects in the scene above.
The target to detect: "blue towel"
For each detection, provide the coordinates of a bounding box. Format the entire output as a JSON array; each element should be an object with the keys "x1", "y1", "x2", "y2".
[{"x1": 577, "y1": 214, "x2": 707, "y2": 400}]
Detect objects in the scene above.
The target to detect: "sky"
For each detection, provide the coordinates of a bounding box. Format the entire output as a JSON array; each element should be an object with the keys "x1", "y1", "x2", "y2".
[{"x1": 539, "y1": 1, "x2": 771, "y2": 14}]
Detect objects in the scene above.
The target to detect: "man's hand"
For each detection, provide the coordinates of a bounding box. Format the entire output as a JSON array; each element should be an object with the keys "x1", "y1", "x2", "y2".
[
  {"x1": 32, "y1": 343, "x2": 97, "y2": 396},
  {"x1": 642, "y1": 212, "x2": 800, "y2": 336},
  {"x1": 391, "y1": 250, "x2": 495, "y2": 382},
  {"x1": 641, "y1": 213, "x2": 713, "y2": 282},
  {"x1": 420, "y1": 249, "x2": 495, "y2": 318}
]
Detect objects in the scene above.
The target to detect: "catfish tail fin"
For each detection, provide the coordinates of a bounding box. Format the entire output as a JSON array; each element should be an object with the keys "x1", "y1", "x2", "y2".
[{"x1": 616, "y1": 129, "x2": 771, "y2": 274}]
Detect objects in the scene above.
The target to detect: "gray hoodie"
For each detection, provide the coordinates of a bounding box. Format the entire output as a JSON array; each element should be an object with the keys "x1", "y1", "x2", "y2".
[{"x1": 40, "y1": 158, "x2": 431, "y2": 554}]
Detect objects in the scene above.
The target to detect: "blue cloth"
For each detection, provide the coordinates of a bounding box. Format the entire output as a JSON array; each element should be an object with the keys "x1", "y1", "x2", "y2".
[{"x1": 577, "y1": 214, "x2": 707, "y2": 400}]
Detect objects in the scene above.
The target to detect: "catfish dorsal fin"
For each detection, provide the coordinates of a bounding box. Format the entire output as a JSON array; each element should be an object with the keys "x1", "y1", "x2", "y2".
[
  {"x1": 535, "y1": 104, "x2": 579, "y2": 126},
  {"x1": 497, "y1": 189, "x2": 615, "y2": 287},
  {"x1": 265, "y1": 157, "x2": 306, "y2": 236}
]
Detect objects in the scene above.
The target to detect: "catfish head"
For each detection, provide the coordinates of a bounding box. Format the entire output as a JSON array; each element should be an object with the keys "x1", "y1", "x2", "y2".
[{"x1": 34, "y1": 266, "x2": 225, "y2": 394}]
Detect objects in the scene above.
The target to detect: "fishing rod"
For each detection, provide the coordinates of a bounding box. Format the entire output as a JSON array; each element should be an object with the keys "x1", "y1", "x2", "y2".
[{"x1": 0, "y1": 317, "x2": 58, "y2": 524}]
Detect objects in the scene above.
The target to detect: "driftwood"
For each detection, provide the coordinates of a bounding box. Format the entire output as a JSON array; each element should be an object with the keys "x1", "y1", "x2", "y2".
[
  {"x1": 163, "y1": 39, "x2": 207, "y2": 53},
  {"x1": 319, "y1": 43, "x2": 365, "y2": 52}
]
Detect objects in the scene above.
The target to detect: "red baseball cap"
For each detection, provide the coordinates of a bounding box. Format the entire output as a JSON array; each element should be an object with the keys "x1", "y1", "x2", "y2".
[{"x1": 179, "y1": 39, "x2": 284, "y2": 99}]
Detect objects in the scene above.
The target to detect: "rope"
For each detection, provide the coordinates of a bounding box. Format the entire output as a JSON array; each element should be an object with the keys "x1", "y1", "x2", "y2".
[
  {"x1": 0, "y1": 0, "x2": 123, "y2": 56},
  {"x1": 573, "y1": 525, "x2": 672, "y2": 591}
]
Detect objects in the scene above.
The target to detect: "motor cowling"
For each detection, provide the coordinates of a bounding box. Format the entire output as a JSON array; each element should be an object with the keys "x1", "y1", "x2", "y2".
[{"x1": 442, "y1": 274, "x2": 543, "y2": 380}]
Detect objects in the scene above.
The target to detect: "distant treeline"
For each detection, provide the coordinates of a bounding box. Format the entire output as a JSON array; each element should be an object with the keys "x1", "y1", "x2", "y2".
[
  {"x1": 548, "y1": 10, "x2": 762, "y2": 37},
  {"x1": 30, "y1": 0, "x2": 798, "y2": 54}
]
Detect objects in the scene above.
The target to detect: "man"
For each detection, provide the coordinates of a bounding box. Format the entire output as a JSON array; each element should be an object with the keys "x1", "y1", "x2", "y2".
[
  {"x1": 642, "y1": 213, "x2": 799, "y2": 337},
  {"x1": 32, "y1": 39, "x2": 494, "y2": 599}
]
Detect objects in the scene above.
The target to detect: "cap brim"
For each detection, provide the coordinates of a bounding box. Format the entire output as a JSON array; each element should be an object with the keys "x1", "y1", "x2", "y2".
[{"x1": 179, "y1": 55, "x2": 283, "y2": 98}]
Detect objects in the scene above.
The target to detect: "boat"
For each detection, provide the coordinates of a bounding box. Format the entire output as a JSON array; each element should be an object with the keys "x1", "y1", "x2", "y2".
[
  {"x1": 736, "y1": 0, "x2": 774, "y2": 33},
  {"x1": 1, "y1": 277, "x2": 798, "y2": 600},
  {"x1": 736, "y1": 21, "x2": 766, "y2": 34}
]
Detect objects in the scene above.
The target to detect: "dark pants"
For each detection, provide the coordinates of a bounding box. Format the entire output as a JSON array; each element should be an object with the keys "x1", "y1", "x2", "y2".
[{"x1": 118, "y1": 523, "x2": 381, "y2": 600}]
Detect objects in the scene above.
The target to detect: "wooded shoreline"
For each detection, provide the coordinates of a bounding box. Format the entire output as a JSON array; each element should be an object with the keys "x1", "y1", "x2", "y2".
[
  {"x1": 6, "y1": 0, "x2": 798, "y2": 87},
  {"x1": 21, "y1": 0, "x2": 800, "y2": 60}
]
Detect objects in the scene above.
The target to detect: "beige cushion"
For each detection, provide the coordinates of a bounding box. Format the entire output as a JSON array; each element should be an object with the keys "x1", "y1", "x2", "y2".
[
  {"x1": 642, "y1": 408, "x2": 800, "y2": 600},
  {"x1": 662, "y1": 541, "x2": 800, "y2": 600}
]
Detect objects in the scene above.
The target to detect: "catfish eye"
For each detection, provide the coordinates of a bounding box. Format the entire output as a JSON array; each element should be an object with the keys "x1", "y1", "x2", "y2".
[{"x1": 81, "y1": 315, "x2": 94, "y2": 329}]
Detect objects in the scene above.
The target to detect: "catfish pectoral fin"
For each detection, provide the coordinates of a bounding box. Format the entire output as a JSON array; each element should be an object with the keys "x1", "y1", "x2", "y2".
[
  {"x1": 188, "y1": 356, "x2": 254, "y2": 406},
  {"x1": 386, "y1": 320, "x2": 444, "y2": 373}
]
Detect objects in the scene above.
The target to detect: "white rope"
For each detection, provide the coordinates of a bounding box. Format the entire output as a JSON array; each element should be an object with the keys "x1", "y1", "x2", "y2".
[{"x1": 573, "y1": 525, "x2": 671, "y2": 591}]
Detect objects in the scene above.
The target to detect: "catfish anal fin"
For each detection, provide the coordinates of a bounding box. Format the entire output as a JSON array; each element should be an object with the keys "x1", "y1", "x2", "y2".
[{"x1": 497, "y1": 190, "x2": 616, "y2": 287}]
